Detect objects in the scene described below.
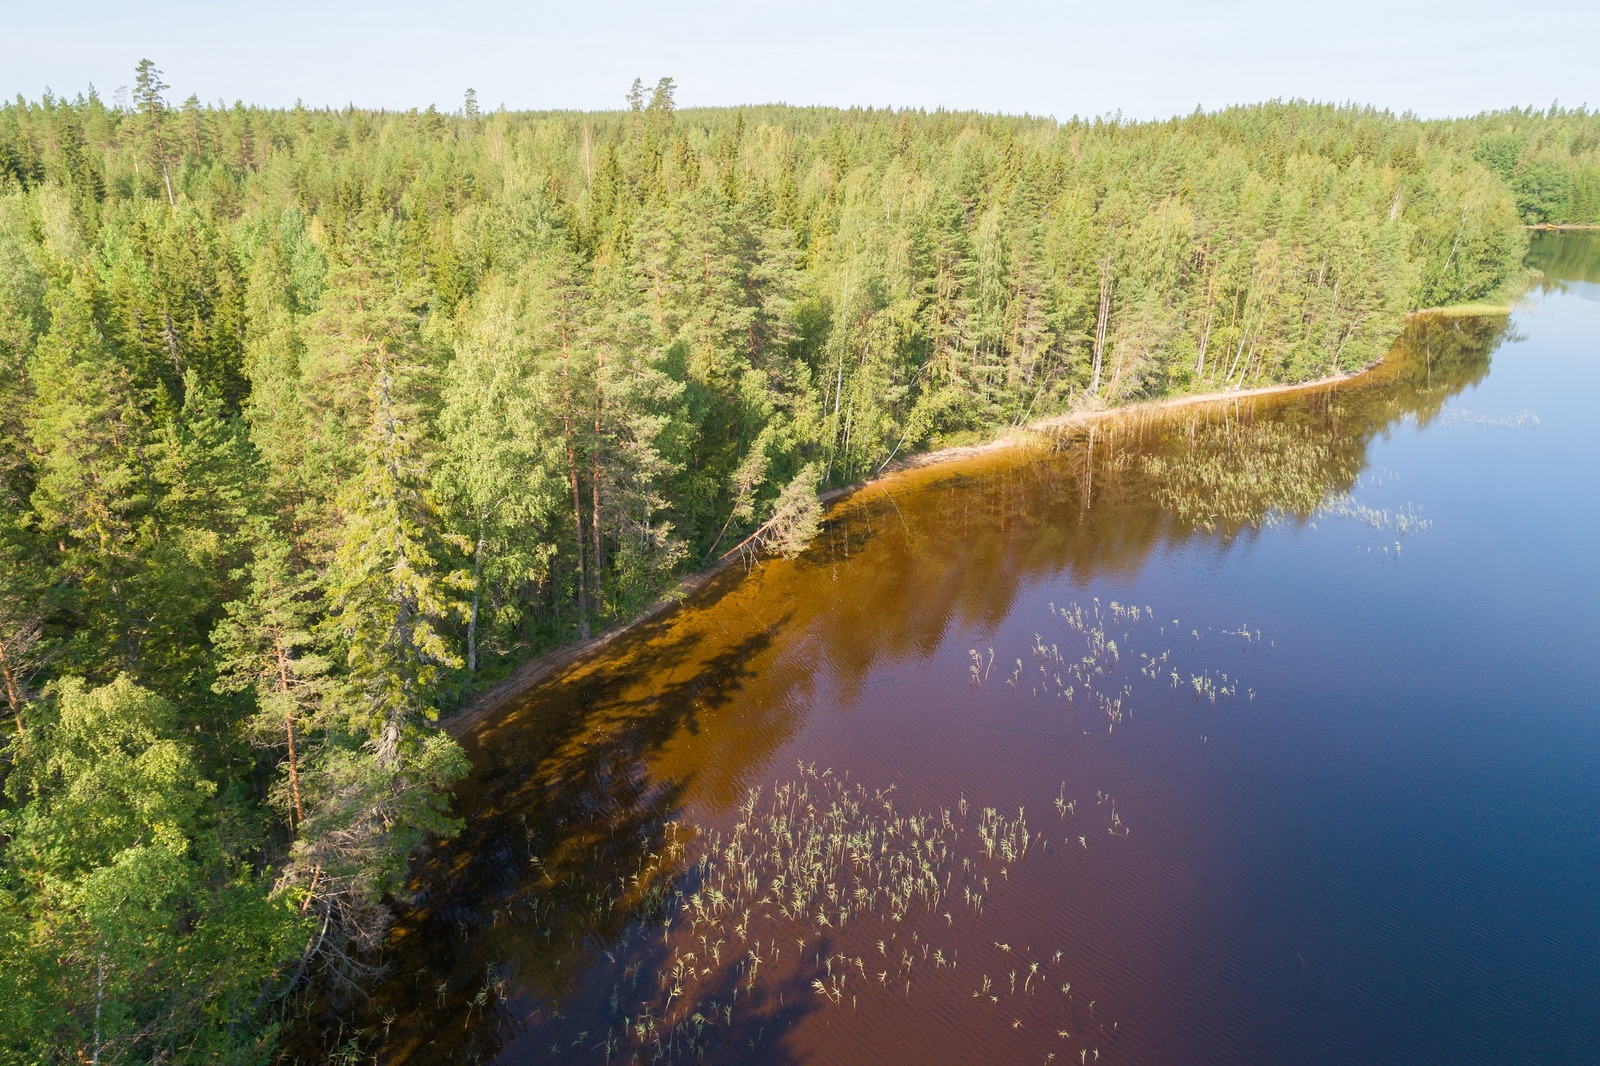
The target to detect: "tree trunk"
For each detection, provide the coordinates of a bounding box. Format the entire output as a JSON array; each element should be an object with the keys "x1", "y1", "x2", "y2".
[
  {"x1": 558, "y1": 294, "x2": 589, "y2": 640},
  {"x1": 282, "y1": 702, "x2": 304, "y2": 826},
  {"x1": 378, "y1": 715, "x2": 401, "y2": 771},
  {"x1": 0, "y1": 634, "x2": 27, "y2": 754},
  {"x1": 1195, "y1": 256, "x2": 1217, "y2": 377},
  {"x1": 1091, "y1": 259, "x2": 1113, "y2": 396},
  {"x1": 91, "y1": 951, "x2": 105, "y2": 1066},
  {"x1": 283, "y1": 709, "x2": 304, "y2": 822},
  {"x1": 162, "y1": 313, "x2": 184, "y2": 376},
  {"x1": 1225, "y1": 271, "x2": 1259, "y2": 387},
  {"x1": 467, "y1": 529, "x2": 484, "y2": 674},
  {"x1": 825, "y1": 356, "x2": 845, "y2": 482},
  {"x1": 592, "y1": 351, "x2": 604, "y2": 590},
  {"x1": 568, "y1": 445, "x2": 588, "y2": 640}
]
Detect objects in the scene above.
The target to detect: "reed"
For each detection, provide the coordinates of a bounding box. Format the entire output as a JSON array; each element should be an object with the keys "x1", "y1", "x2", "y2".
[
  {"x1": 486, "y1": 763, "x2": 1126, "y2": 1063},
  {"x1": 977, "y1": 599, "x2": 1265, "y2": 736},
  {"x1": 1137, "y1": 417, "x2": 1435, "y2": 545},
  {"x1": 1434, "y1": 407, "x2": 1541, "y2": 430}
]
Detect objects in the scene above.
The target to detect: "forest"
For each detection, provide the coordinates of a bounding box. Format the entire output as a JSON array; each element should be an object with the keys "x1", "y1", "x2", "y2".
[{"x1": 0, "y1": 63, "x2": 1596, "y2": 1061}]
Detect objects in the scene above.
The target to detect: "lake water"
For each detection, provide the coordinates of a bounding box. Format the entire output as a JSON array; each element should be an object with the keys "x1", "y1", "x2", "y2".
[{"x1": 353, "y1": 233, "x2": 1600, "y2": 1065}]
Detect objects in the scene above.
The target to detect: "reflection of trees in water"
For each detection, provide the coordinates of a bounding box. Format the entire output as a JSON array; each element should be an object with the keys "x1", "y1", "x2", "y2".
[
  {"x1": 795, "y1": 309, "x2": 1509, "y2": 696},
  {"x1": 292, "y1": 615, "x2": 812, "y2": 1063},
  {"x1": 1070, "y1": 309, "x2": 1509, "y2": 540},
  {"x1": 319, "y1": 309, "x2": 1511, "y2": 1063},
  {"x1": 1527, "y1": 231, "x2": 1600, "y2": 289},
  {"x1": 1388, "y1": 312, "x2": 1516, "y2": 423},
  {"x1": 1139, "y1": 420, "x2": 1360, "y2": 532}
]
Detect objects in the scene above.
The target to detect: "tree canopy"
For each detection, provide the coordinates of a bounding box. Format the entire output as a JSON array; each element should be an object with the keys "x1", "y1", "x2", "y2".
[{"x1": 0, "y1": 64, "x2": 1590, "y2": 1060}]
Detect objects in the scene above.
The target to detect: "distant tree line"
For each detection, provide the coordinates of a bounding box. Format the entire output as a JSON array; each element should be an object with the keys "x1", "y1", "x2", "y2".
[{"x1": 0, "y1": 65, "x2": 1591, "y2": 1061}]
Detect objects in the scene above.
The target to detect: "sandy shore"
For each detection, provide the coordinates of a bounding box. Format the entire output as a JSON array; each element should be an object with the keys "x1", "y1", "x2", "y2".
[
  {"x1": 862, "y1": 368, "x2": 1373, "y2": 478},
  {"x1": 455, "y1": 267, "x2": 1544, "y2": 735},
  {"x1": 445, "y1": 356, "x2": 1398, "y2": 735}
]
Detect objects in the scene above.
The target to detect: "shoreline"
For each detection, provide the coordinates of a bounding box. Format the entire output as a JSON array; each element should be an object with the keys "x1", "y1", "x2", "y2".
[
  {"x1": 849, "y1": 367, "x2": 1369, "y2": 480},
  {"x1": 445, "y1": 306, "x2": 1478, "y2": 737}
]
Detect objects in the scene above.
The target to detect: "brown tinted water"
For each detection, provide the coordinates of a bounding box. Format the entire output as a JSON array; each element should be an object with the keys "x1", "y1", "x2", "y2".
[{"x1": 325, "y1": 234, "x2": 1600, "y2": 1065}]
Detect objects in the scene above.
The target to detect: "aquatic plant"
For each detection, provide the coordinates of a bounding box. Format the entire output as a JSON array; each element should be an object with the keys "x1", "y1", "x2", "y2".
[
  {"x1": 1137, "y1": 417, "x2": 1434, "y2": 543},
  {"x1": 471, "y1": 765, "x2": 1126, "y2": 1063},
  {"x1": 1435, "y1": 407, "x2": 1541, "y2": 430},
  {"x1": 980, "y1": 600, "x2": 1264, "y2": 736},
  {"x1": 1139, "y1": 419, "x2": 1346, "y2": 531}
]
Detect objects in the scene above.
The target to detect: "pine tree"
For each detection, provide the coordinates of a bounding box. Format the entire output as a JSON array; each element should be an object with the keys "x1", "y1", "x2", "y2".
[
  {"x1": 27, "y1": 269, "x2": 153, "y2": 677},
  {"x1": 212, "y1": 520, "x2": 328, "y2": 826},
  {"x1": 132, "y1": 59, "x2": 176, "y2": 207},
  {"x1": 0, "y1": 506, "x2": 46, "y2": 756},
  {"x1": 0, "y1": 189, "x2": 47, "y2": 505}
]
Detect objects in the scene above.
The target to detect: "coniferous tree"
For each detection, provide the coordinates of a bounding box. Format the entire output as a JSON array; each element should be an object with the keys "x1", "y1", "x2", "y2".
[
  {"x1": 212, "y1": 519, "x2": 328, "y2": 827},
  {"x1": 0, "y1": 71, "x2": 1589, "y2": 1057},
  {"x1": 434, "y1": 275, "x2": 562, "y2": 671},
  {"x1": 133, "y1": 59, "x2": 176, "y2": 207},
  {"x1": 318, "y1": 262, "x2": 466, "y2": 765}
]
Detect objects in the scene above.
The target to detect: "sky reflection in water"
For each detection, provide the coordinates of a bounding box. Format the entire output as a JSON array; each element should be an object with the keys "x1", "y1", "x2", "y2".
[{"x1": 349, "y1": 233, "x2": 1600, "y2": 1066}]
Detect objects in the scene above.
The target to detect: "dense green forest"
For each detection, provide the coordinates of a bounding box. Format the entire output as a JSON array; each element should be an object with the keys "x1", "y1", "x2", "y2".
[{"x1": 0, "y1": 63, "x2": 1596, "y2": 1061}]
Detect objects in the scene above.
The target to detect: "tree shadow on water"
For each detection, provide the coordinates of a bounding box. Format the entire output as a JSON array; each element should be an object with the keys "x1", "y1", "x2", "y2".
[{"x1": 288, "y1": 616, "x2": 796, "y2": 1063}]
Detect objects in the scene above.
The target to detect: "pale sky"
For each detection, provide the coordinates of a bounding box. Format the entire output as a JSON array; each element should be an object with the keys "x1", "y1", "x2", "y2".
[{"x1": 5, "y1": 0, "x2": 1596, "y2": 120}]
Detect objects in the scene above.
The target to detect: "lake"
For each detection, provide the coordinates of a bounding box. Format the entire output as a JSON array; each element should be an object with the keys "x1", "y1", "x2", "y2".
[{"x1": 351, "y1": 232, "x2": 1600, "y2": 1065}]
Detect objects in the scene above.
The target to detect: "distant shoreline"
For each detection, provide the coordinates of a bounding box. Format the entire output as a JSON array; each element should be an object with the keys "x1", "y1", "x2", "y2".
[{"x1": 446, "y1": 305, "x2": 1493, "y2": 737}]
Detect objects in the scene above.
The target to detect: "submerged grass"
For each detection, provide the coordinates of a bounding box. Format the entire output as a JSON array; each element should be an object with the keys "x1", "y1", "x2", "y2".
[
  {"x1": 977, "y1": 598, "x2": 1267, "y2": 740},
  {"x1": 466, "y1": 765, "x2": 1127, "y2": 1063},
  {"x1": 1138, "y1": 419, "x2": 1434, "y2": 542},
  {"x1": 1434, "y1": 407, "x2": 1542, "y2": 431}
]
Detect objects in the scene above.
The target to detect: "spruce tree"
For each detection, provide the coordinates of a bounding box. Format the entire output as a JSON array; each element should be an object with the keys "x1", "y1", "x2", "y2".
[{"x1": 316, "y1": 233, "x2": 468, "y2": 765}]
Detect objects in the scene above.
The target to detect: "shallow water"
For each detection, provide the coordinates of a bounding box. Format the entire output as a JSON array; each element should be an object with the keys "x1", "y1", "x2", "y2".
[{"x1": 351, "y1": 233, "x2": 1600, "y2": 1065}]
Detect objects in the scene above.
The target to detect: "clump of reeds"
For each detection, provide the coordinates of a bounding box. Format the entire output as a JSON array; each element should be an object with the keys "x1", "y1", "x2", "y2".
[
  {"x1": 976, "y1": 599, "x2": 1263, "y2": 735},
  {"x1": 498, "y1": 764, "x2": 1125, "y2": 1064},
  {"x1": 1140, "y1": 419, "x2": 1339, "y2": 531},
  {"x1": 1314, "y1": 493, "x2": 1432, "y2": 535},
  {"x1": 1137, "y1": 418, "x2": 1435, "y2": 545},
  {"x1": 1436, "y1": 407, "x2": 1541, "y2": 430}
]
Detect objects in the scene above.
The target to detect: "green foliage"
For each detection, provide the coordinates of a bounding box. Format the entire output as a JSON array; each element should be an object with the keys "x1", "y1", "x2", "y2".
[
  {"x1": 0, "y1": 676, "x2": 305, "y2": 1064},
  {"x1": 433, "y1": 273, "x2": 563, "y2": 667},
  {"x1": 0, "y1": 68, "x2": 1587, "y2": 1058},
  {"x1": 1512, "y1": 156, "x2": 1575, "y2": 223}
]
